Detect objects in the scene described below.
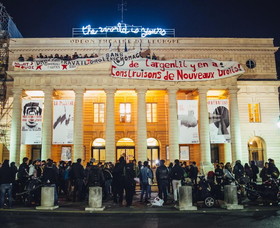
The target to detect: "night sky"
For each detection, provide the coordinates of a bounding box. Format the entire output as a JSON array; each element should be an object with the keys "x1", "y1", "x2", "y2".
[{"x1": 1, "y1": 0, "x2": 279, "y2": 42}]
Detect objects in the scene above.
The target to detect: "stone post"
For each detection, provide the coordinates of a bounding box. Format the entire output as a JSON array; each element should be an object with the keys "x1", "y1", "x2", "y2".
[
  {"x1": 168, "y1": 88, "x2": 179, "y2": 162},
  {"x1": 224, "y1": 185, "x2": 244, "y2": 210},
  {"x1": 198, "y1": 88, "x2": 212, "y2": 174},
  {"x1": 105, "y1": 89, "x2": 116, "y2": 162},
  {"x1": 36, "y1": 186, "x2": 59, "y2": 210},
  {"x1": 136, "y1": 88, "x2": 147, "y2": 162},
  {"x1": 9, "y1": 88, "x2": 22, "y2": 164},
  {"x1": 73, "y1": 89, "x2": 84, "y2": 161},
  {"x1": 41, "y1": 88, "x2": 53, "y2": 160},
  {"x1": 178, "y1": 186, "x2": 197, "y2": 210},
  {"x1": 229, "y1": 88, "x2": 243, "y2": 162},
  {"x1": 85, "y1": 186, "x2": 105, "y2": 211}
]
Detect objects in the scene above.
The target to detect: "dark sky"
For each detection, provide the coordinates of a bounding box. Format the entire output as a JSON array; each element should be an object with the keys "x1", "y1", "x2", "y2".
[{"x1": 1, "y1": 0, "x2": 280, "y2": 46}]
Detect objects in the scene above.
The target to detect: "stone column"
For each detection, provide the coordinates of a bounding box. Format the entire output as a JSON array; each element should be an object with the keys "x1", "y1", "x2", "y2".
[
  {"x1": 73, "y1": 89, "x2": 84, "y2": 161},
  {"x1": 136, "y1": 89, "x2": 147, "y2": 162},
  {"x1": 168, "y1": 88, "x2": 179, "y2": 162},
  {"x1": 105, "y1": 89, "x2": 116, "y2": 162},
  {"x1": 41, "y1": 89, "x2": 53, "y2": 161},
  {"x1": 198, "y1": 88, "x2": 212, "y2": 173},
  {"x1": 229, "y1": 89, "x2": 242, "y2": 162},
  {"x1": 9, "y1": 88, "x2": 22, "y2": 164},
  {"x1": 224, "y1": 143, "x2": 232, "y2": 164}
]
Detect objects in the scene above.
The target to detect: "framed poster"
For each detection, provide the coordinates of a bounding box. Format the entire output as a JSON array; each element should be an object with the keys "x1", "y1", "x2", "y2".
[
  {"x1": 61, "y1": 146, "x2": 72, "y2": 161},
  {"x1": 180, "y1": 146, "x2": 190, "y2": 161}
]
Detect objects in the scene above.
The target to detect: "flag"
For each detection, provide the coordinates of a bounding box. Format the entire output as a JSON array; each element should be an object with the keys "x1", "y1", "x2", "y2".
[{"x1": 124, "y1": 41, "x2": 128, "y2": 52}]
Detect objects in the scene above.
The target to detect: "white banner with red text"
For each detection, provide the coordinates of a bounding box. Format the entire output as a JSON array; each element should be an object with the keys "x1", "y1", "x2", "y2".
[
  {"x1": 13, "y1": 50, "x2": 141, "y2": 71},
  {"x1": 208, "y1": 99, "x2": 231, "y2": 143},
  {"x1": 111, "y1": 58, "x2": 244, "y2": 81},
  {"x1": 21, "y1": 100, "x2": 43, "y2": 145},
  {"x1": 53, "y1": 100, "x2": 74, "y2": 144}
]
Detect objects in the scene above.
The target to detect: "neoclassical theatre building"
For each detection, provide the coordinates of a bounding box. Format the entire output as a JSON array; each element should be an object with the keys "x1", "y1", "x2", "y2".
[{"x1": 2, "y1": 37, "x2": 280, "y2": 171}]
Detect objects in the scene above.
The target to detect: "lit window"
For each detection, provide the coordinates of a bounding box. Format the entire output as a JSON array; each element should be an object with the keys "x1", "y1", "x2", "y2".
[
  {"x1": 93, "y1": 103, "x2": 105, "y2": 123},
  {"x1": 147, "y1": 103, "x2": 157, "y2": 122},
  {"x1": 248, "y1": 103, "x2": 261, "y2": 123},
  {"x1": 120, "y1": 103, "x2": 131, "y2": 123}
]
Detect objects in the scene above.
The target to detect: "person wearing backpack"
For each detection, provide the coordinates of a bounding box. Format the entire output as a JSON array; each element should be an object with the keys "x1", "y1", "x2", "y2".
[
  {"x1": 87, "y1": 164, "x2": 105, "y2": 187},
  {"x1": 170, "y1": 159, "x2": 185, "y2": 203},
  {"x1": 156, "y1": 160, "x2": 169, "y2": 203}
]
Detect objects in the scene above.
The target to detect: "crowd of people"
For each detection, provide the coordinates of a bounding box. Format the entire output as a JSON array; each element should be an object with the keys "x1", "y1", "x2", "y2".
[
  {"x1": 17, "y1": 51, "x2": 158, "y2": 62},
  {"x1": 17, "y1": 52, "x2": 100, "y2": 62},
  {"x1": 0, "y1": 156, "x2": 279, "y2": 209}
]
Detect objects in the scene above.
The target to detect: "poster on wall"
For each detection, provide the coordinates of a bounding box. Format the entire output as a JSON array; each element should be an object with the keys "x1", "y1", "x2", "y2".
[
  {"x1": 53, "y1": 100, "x2": 74, "y2": 144},
  {"x1": 177, "y1": 100, "x2": 199, "y2": 144},
  {"x1": 61, "y1": 146, "x2": 72, "y2": 161},
  {"x1": 180, "y1": 146, "x2": 190, "y2": 161},
  {"x1": 208, "y1": 99, "x2": 231, "y2": 143},
  {"x1": 21, "y1": 100, "x2": 43, "y2": 145}
]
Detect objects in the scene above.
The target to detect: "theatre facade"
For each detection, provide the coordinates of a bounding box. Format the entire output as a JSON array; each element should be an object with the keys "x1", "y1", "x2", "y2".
[{"x1": 2, "y1": 37, "x2": 280, "y2": 170}]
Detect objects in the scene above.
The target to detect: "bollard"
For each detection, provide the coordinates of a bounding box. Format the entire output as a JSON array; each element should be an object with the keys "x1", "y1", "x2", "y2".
[
  {"x1": 85, "y1": 186, "x2": 105, "y2": 211},
  {"x1": 36, "y1": 186, "x2": 59, "y2": 210},
  {"x1": 224, "y1": 184, "x2": 244, "y2": 210},
  {"x1": 178, "y1": 186, "x2": 197, "y2": 211}
]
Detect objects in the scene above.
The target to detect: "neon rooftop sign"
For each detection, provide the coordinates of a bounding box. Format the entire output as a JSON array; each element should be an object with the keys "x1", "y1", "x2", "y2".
[{"x1": 72, "y1": 23, "x2": 175, "y2": 38}]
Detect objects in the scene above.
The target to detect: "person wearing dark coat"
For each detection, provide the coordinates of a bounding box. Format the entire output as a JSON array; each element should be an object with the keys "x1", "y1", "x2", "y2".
[
  {"x1": 250, "y1": 161, "x2": 259, "y2": 182},
  {"x1": 156, "y1": 160, "x2": 169, "y2": 203},
  {"x1": 233, "y1": 160, "x2": 244, "y2": 181},
  {"x1": 189, "y1": 161, "x2": 199, "y2": 184},
  {"x1": 0, "y1": 160, "x2": 13, "y2": 208},
  {"x1": 124, "y1": 162, "x2": 136, "y2": 207},
  {"x1": 43, "y1": 160, "x2": 59, "y2": 205},
  {"x1": 112, "y1": 157, "x2": 126, "y2": 205},
  {"x1": 170, "y1": 159, "x2": 185, "y2": 202},
  {"x1": 70, "y1": 158, "x2": 85, "y2": 201},
  {"x1": 260, "y1": 162, "x2": 270, "y2": 182},
  {"x1": 18, "y1": 157, "x2": 29, "y2": 192},
  {"x1": 267, "y1": 159, "x2": 280, "y2": 179}
]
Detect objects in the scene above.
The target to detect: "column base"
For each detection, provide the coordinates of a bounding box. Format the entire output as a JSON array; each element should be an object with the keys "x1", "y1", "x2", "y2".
[
  {"x1": 36, "y1": 205, "x2": 59, "y2": 210},
  {"x1": 85, "y1": 206, "x2": 105, "y2": 212}
]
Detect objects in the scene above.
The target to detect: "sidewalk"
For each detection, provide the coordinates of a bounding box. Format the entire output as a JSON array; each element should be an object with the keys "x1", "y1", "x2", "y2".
[{"x1": 1, "y1": 190, "x2": 279, "y2": 214}]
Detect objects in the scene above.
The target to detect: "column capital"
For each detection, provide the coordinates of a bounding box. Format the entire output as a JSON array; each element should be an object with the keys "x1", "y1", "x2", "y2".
[
  {"x1": 136, "y1": 88, "x2": 147, "y2": 94},
  {"x1": 167, "y1": 88, "x2": 178, "y2": 94},
  {"x1": 74, "y1": 88, "x2": 85, "y2": 95},
  {"x1": 228, "y1": 88, "x2": 240, "y2": 95},
  {"x1": 198, "y1": 87, "x2": 209, "y2": 94},
  {"x1": 12, "y1": 88, "x2": 22, "y2": 96},
  {"x1": 42, "y1": 88, "x2": 54, "y2": 96},
  {"x1": 104, "y1": 88, "x2": 116, "y2": 95}
]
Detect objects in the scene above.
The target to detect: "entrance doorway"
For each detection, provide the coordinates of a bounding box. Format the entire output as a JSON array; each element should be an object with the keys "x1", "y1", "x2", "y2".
[
  {"x1": 248, "y1": 136, "x2": 265, "y2": 167},
  {"x1": 147, "y1": 138, "x2": 160, "y2": 167},
  {"x1": 91, "y1": 138, "x2": 106, "y2": 163},
  {"x1": 116, "y1": 138, "x2": 135, "y2": 162}
]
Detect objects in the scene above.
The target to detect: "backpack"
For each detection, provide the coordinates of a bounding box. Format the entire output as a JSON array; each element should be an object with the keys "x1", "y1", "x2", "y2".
[
  {"x1": 89, "y1": 166, "x2": 101, "y2": 186},
  {"x1": 158, "y1": 167, "x2": 169, "y2": 180}
]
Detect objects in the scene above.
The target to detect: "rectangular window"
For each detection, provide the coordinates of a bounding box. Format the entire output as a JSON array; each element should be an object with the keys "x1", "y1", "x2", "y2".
[
  {"x1": 93, "y1": 103, "x2": 105, "y2": 123},
  {"x1": 120, "y1": 103, "x2": 131, "y2": 123},
  {"x1": 248, "y1": 103, "x2": 261, "y2": 123},
  {"x1": 146, "y1": 103, "x2": 157, "y2": 122}
]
